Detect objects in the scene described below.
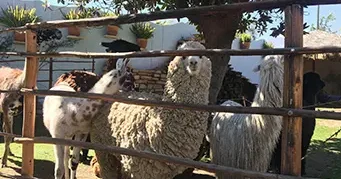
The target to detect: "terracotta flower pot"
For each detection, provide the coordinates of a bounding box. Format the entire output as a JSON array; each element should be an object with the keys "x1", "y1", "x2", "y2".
[
  {"x1": 14, "y1": 31, "x2": 25, "y2": 42},
  {"x1": 107, "y1": 25, "x2": 120, "y2": 36},
  {"x1": 136, "y1": 38, "x2": 148, "y2": 49},
  {"x1": 240, "y1": 42, "x2": 251, "y2": 49},
  {"x1": 68, "y1": 26, "x2": 81, "y2": 36}
]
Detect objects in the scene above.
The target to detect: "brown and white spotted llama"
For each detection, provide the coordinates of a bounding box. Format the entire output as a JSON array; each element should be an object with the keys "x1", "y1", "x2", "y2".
[
  {"x1": 43, "y1": 59, "x2": 130, "y2": 179},
  {"x1": 0, "y1": 66, "x2": 27, "y2": 168},
  {"x1": 53, "y1": 70, "x2": 100, "y2": 163}
]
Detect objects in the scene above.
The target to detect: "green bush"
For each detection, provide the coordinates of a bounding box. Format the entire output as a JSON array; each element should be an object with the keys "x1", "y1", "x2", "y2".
[
  {"x1": 61, "y1": 7, "x2": 100, "y2": 20},
  {"x1": 130, "y1": 22, "x2": 155, "y2": 39},
  {"x1": 103, "y1": 11, "x2": 121, "y2": 28},
  {"x1": 0, "y1": 5, "x2": 41, "y2": 27},
  {"x1": 263, "y1": 41, "x2": 274, "y2": 49},
  {"x1": 238, "y1": 33, "x2": 252, "y2": 43}
]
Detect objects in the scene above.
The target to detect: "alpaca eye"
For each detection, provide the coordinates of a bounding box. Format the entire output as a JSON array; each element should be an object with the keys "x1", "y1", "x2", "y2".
[
  {"x1": 199, "y1": 56, "x2": 203, "y2": 58},
  {"x1": 181, "y1": 56, "x2": 186, "y2": 60}
]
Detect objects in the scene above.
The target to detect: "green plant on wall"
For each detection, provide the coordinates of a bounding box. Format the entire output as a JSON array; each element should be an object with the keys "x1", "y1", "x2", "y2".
[
  {"x1": 237, "y1": 33, "x2": 252, "y2": 43},
  {"x1": 0, "y1": 5, "x2": 41, "y2": 27},
  {"x1": 103, "y1": 11, "x2": 122, "y2": 28},
  {"x1": 61, "y1": 9, "x2": 80, "y2": 20},
  {"x1": 130, "y1": 22, "x2": 155, "y2": 39},
  {"x1": 61, "y1": 7, "x2": 100, "y2": 20},
  {"x1": 263, "y1": 41, "x2": 274, "y2": 49}
]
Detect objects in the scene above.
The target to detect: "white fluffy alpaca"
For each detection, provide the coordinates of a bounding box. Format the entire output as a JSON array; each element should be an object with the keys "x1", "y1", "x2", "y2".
[
  {"x1": 43, "y1": 59, "x2": 129, "y2": 179},
  {"x1": 209, "y1": 55, "x2": 284, "y2": 179},
  {"x1": 91, "y1": 41, "x2": 212, "y2": 179}
]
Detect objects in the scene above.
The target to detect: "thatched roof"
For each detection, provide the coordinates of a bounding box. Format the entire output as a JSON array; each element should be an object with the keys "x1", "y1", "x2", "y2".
[{"x1": 303, "y1": 30, "x2": 341, "y2": 61}]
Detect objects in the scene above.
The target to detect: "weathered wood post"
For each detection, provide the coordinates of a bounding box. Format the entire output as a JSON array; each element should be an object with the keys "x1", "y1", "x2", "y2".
[
  {"x1": 281, "y1": 4, "x2": 304, "y2": 176},
  {"x1": 49, "y1": 58, "x2": 53, "y2": 89},
  {"x1": 21, "y1": 30, "x2": 39, "y2": 177}
]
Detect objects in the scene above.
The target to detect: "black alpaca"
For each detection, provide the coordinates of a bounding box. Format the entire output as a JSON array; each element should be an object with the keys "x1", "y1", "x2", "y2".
[{"x1": 269, "y1": 72, "x2": 326, "y2": 175}]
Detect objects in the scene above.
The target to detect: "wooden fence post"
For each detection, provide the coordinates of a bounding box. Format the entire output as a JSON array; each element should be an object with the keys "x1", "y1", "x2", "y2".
[
  {"x1": 49, "y1": 58, "x2": 53, "y2": 88},
  {"x1": 92, "y1": 58, "x2": 95, "y2": 73},
  {"x1": 281, "y1": 4, "x2": 304, "y2": 176},
  {"x1": 21, "y1": 30, "x2": 38, "y2": 177}
]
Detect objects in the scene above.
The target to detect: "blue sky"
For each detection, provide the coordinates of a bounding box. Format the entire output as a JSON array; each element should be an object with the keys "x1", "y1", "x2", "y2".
[{"x1": 44, "y1": 0, "x2": 341, "y2": 43}]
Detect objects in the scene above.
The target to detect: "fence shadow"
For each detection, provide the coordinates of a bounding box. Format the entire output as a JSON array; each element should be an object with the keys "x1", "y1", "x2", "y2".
[
  {"x1": 305, "y1": 138, "x2": 341, "y2": 178},
  {"x1": 4, "y1": 155, "x2": 55, "y2": 179}
]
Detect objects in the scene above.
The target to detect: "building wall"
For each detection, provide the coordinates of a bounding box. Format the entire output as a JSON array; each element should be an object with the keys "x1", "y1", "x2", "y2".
[{"x1": 0, "y1": 0, "x2": 265, "y2": 90}]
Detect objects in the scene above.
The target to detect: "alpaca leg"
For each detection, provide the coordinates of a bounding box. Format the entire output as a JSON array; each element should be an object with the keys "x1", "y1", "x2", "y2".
[
  {"x1": 80, "y1": 135, "x2": 90, "y2": 163},
  {"x1": 1, "y1": 110, "x2": 12, "y2": 168},
  {"x1": 70, "y1": 134, "x2": 88, "y2": 179},
  {"x1": 64, "y1": 144, "x2": 71, "y2": 179},
  {"x1": 53, "y1": 144, "x2": 66, "y2": 179},
  {"x1": 8, "y1": 116, "x2": 14, "y2": 156}
]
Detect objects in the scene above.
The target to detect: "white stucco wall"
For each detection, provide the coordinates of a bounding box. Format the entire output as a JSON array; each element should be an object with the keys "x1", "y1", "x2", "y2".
[{"x1": 0, "y1": 0, "x2": 265, "y2": 91}]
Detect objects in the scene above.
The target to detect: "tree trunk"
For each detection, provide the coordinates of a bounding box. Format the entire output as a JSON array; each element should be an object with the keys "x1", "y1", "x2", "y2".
[{"x1": 189, "y1": 12, "x2": 243, "y2": 104}]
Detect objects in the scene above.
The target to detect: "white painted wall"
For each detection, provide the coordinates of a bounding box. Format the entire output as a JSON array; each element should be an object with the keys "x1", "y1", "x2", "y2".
[{"x1": 0, "y1": 0, "x2": 264, "y2": 91}]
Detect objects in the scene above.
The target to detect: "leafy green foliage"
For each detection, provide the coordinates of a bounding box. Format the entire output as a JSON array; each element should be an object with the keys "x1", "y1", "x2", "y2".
[
  {"x1": 0, "y1": 5, "x2": 41, "y2": 27},
  {"x1": 310, "y1": 13, "x2": 337, "y2": 33},
  {"x1": 262, "y1": 41, "x2": 274, "y2": 49},
  {"x1": 60, "y1": 7, "x2": 102, "y2": 20},
  {"x1": 52, "y1": 0, "x2": 310, "y2": 38},
  {"x1": 130, "y1": 22, "x2": 155, "y2": 39},
  {"x1": 237, "y1": 33, "x2": 252, "y2": 43}
]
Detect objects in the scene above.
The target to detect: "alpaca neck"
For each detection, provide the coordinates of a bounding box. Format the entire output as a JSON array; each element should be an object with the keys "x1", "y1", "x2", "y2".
[
  {"x1": 88, "y1": 71, "x2": 118, "y2": 95},
  {"x1": 251, "y1": 86, "x2": 282, "y2": 108},
  {"x1": 18, "y1": 61, "x2": 27, "y2": 85}
]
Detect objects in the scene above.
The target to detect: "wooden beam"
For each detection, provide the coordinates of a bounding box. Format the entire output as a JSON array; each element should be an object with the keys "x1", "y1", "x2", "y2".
[
  {"x1": 21, "y1": 30, "x2": 38, "y2": 177},
  {"x1": 281, "y1": 4, "x2": 304, "y2": 176},
  {"x1": 0, "y1": 88, "x2": 335, "y2": 120},
  {"x1": 0, "y1": 47, "x2": 341, "y2": 59},
  {"x1": 0, "y1": 0, "x2": 341, "y2": 33},
  {"x1": 48, "y1": 58, "x2": 53, "y2": 89}
]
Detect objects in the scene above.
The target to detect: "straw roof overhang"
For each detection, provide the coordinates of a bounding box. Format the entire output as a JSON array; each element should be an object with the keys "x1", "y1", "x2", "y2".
[{"x1": 303, "y1": 30, "x2": 341, "y2": 62}]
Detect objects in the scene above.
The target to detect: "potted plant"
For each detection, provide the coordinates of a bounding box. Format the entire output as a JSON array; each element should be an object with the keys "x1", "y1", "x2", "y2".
[
  {"x1": 263, "y1": 41, "x2": 274, "y2": 49},
  {"x1": 238, "y1": 33, "x2": 252, "y2": 49},
  {"x1": 61, "y1": 7, "x2": 99, "y2": 37},
  {"x1": 61, "y1": 9, "x2": 81, "y2": 36},
  {"x1": 0, "y1": 5, "x2": 41, "y2": 42},
  {"x1": 262, "y1": 41, "x2": 274, "y2": 58},
  {"x1": 130, "y1": 22, "x2": 155, "y2": 49},
  {"x1": 103, "y1": 12, "x2": 121, "y2": 36}
]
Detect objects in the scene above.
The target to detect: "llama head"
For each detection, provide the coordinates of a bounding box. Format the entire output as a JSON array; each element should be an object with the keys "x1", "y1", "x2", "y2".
[
  {"x1": 164, "y1": 41, "x2": 212, "y2": 104},
  {"x1": 174, "y1": 41, "x2": 210, "y2": 76},
  {"x1": 253, "y1": 55, "x2": 284, "y2": 107},
  {"x1": 303, "y1": 72, "x2": 325, "y2": 104},
  {"x1": 95, "y1": 58, "x2": 130, "y2": 94},
  {"x1": 8, "y1": 97, "x2": 23, "y2": 116}
]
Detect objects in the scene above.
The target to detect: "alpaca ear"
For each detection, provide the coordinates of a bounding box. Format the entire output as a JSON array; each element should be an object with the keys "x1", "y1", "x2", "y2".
[
  {"x1": 253, "y1": 65, "x2": 261, "y2": 72},
  {"x1": 121, "y1": 58, "x2": 130, "y2": 71},
  {"x1": 117, "y1": 58, "x2": 130, "y2": 75}
]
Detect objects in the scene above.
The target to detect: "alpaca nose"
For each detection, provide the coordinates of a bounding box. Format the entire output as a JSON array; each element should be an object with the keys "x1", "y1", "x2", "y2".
[{"x1": 190, "y1": 61, "x2": 198, "y2": 65}]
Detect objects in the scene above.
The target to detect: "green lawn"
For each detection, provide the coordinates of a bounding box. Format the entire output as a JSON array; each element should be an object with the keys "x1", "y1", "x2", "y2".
[
  {"x1": 0, "y1": 143, "x2": 96, "y2": 178},
  {"x1": 305, "y1": 119, "x2": 341, "y2": 179}
]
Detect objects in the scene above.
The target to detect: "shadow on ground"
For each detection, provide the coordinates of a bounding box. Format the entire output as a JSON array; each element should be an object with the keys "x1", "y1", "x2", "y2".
[
  {"x1": 0, "y1": 152, "x2": 54, "y2": 179},
  {"x1": 305, "y1": 138, "x2": 341, "y2": 179}
]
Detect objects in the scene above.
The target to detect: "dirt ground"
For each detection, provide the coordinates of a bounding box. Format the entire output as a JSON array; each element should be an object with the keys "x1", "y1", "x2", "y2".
[{"x1": 0, "y1": 158, "x2": 215, "y2": 179}]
